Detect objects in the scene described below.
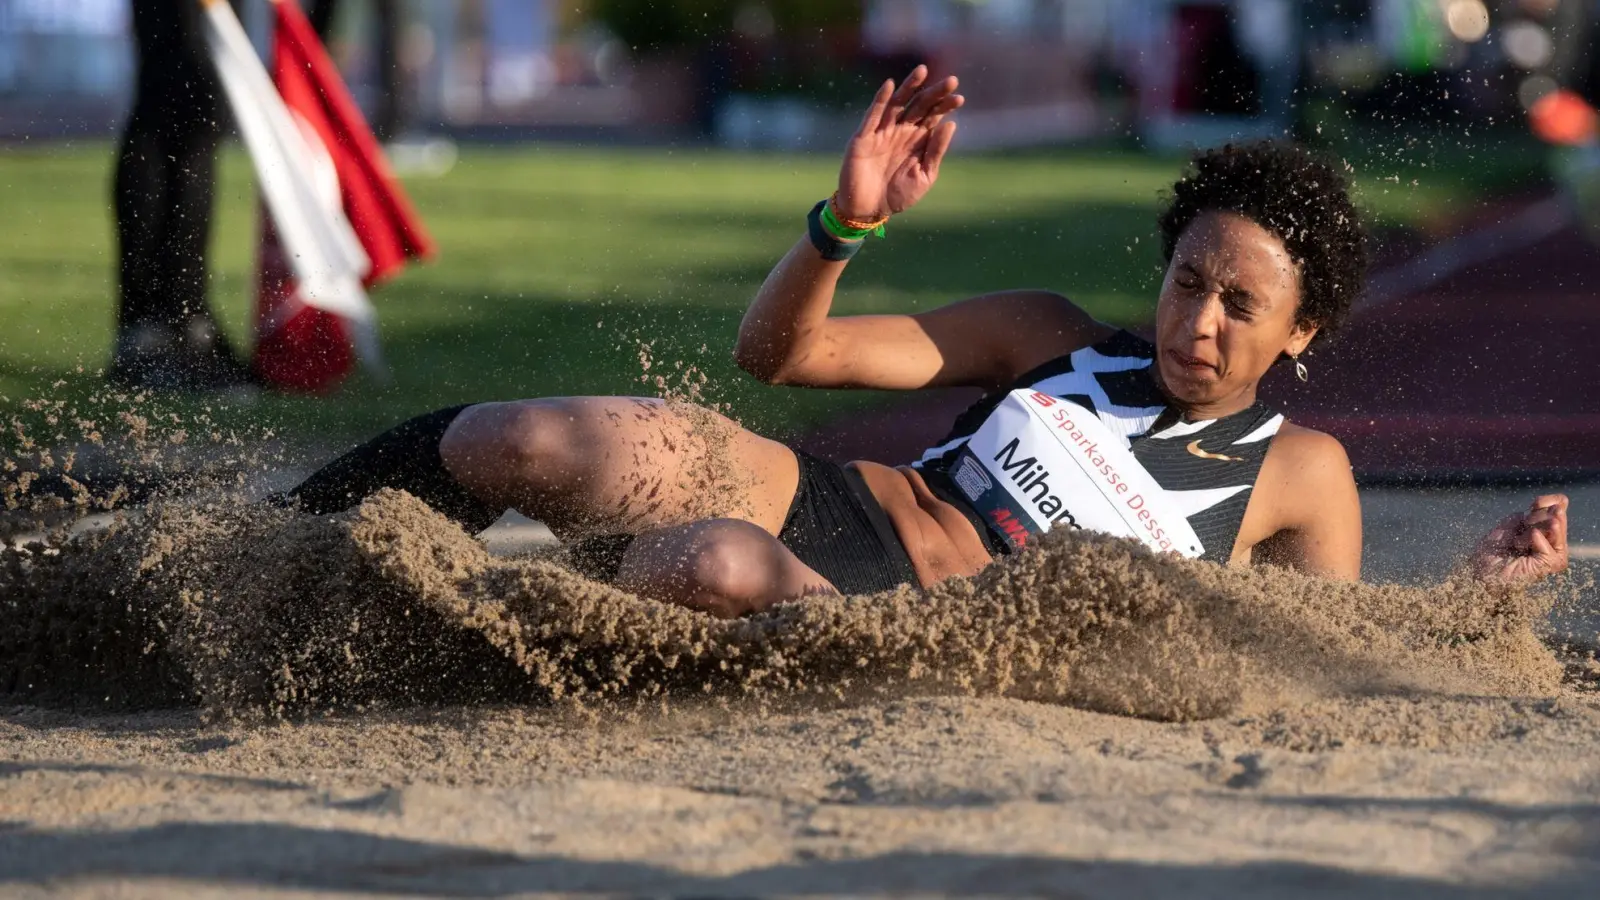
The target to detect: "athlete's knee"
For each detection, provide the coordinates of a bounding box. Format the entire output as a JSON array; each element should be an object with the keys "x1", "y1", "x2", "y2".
[
  {"x1": 684, "y1": 519, "x2": 787, "y2": 618},
  {"x1": 617, "y1": 518, "x2": 805, "y2": 618},
  {"x1": 443, "y1": 399, "x2": 589, "y2": 491}
]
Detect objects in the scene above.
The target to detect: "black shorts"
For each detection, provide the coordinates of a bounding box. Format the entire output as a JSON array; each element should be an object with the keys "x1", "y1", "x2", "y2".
[
  {"x1": 776, "y1": 449, "x2": 919, "y2": 595},
  {"x1": 570, "y1": 449, "x2": 919, "y2": 595}
]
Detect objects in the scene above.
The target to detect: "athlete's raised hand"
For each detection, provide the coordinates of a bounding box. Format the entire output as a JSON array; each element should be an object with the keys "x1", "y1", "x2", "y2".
[
  {"x1": 1470, "y1": 494, "x2": 1570, "y2": 584},
  {"x1": 834, "y1": 65, "x2": 963, "y2": 221}
]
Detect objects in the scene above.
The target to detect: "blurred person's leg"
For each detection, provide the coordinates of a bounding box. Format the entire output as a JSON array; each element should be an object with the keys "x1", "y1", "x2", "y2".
[
  {"x1": 307, "y1": 0, "x2": 340, "y2": 39},
  {"x1": 112, "y1": 0, "x2": 251, "y2": 390},
  {"x1": 372, "y1": 0, "x2": 404, "y2": 140},
  {"x1": 309, "y1": 0, "x2": 405, "y2": 140}
]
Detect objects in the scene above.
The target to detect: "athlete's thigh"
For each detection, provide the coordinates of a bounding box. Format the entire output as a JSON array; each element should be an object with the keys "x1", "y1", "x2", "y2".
[
  {"x1": 445, "y1": 396, "x2": 798, "y2": 536},
  {"x1": 567, "y1": 397, "x2": 797, "y2": 533}
]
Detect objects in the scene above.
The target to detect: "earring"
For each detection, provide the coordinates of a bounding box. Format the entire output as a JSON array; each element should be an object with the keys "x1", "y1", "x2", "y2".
[{"x1": 1292, "y1": 354, "x2": 1308, "y2": 383}]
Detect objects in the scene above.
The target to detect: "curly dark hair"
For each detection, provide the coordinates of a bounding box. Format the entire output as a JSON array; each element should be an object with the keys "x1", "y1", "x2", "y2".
[{"x1": 1157, "y1": 142, "x2": 1367, "y2": 345}]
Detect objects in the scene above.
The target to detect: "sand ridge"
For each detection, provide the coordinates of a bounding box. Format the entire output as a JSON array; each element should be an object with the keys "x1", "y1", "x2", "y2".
[{"x1": 0, "y1": 486, "x2": 1566, "y2": 725}]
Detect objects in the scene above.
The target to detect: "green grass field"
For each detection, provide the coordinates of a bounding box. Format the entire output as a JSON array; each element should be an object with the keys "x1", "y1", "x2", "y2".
[{"x1": 0, "y1": 140, "x2": 1543, "y2": 447}]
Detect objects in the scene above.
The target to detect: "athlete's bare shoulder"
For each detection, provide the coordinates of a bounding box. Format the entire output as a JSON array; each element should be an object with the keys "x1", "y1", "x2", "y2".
[
  {"x1": 1258, "y1": 423, "x2": 1356, "y2": 513},
  {"x1": 1239, "y1": 421, "x2": 1361, "y2": 578},
  {"x1": 1267, "y1": 422, "x2": 1349, "y2": 469}
]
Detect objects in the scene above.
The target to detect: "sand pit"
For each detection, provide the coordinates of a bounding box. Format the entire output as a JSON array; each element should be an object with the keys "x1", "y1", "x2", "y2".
[
  {"x1": 5, "y1": 693, "x2": 1600, "y2": 897},
  {"x1": 4, "y1": 482, "x2": 1600, "y2": 897}
]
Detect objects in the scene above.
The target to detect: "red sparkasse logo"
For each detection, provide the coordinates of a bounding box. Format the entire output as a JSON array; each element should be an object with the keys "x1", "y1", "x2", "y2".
[
  {"x1": 1030, "y1": 391, "x2": 1055, "y2": 407},
  {"x1": 989, "y1": 508, "x2": 1029, "y2": 546}
]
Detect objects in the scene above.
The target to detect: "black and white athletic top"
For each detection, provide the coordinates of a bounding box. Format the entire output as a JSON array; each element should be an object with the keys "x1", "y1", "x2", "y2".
[{"x1": 915, "y1": 330, "x2": 1284, "y2": 563}]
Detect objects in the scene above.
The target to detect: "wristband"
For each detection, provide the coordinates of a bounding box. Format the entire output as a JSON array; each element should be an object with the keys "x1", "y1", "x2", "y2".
[
  {"x1": 828, "y1": 193, "x2": 890, "y2": 235},
  {"x1": 821, "y1": 200, "x2": 887, "y2": 240},
  {"x1": 807, "y1": 199, "x2": 864, "y2": 261}
]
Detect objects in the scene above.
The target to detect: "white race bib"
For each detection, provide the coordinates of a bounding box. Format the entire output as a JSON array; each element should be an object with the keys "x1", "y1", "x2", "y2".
[{"x1": 949, "y1": 390, "x2": 1204, "y2": 558}]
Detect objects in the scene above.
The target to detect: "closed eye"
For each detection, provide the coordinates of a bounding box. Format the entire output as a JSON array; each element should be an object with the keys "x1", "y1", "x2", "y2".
[{"x1": 1222, "y1": 288, "x2": 1257, "y2": 321}]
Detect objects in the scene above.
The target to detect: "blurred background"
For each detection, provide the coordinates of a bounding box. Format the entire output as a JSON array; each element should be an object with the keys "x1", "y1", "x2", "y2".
[
  {"x1": 3, "y1": 0, "x2": 1594, "y2": 146},
  {"x1": 0, "y1": 0, "x2": 1595, "y2": 583}
]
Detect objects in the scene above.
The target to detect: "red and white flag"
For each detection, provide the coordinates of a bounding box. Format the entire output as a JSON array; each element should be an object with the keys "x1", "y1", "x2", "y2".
[{"x1": 201, "y1": 0, "x2": 434, "y2": 392}]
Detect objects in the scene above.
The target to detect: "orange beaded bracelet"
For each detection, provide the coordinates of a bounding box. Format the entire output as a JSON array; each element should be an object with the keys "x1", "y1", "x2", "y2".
[{"x1": 828, "y1": 193, "x2": 890, "y2": 231}]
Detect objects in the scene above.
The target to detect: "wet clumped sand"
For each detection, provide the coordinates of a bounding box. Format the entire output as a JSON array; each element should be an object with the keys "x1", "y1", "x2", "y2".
[{"x1": 4, "y1": 395, "x2": 1600, "y2": 896}]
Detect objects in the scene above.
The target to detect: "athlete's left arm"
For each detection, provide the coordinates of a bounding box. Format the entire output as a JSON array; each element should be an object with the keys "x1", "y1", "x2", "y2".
[{"x1": 1242, "y1": 426, "x2": 1362, "y2": 580}]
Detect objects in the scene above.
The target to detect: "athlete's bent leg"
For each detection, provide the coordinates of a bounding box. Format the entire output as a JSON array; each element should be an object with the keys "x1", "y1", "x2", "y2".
[
  {"x1": 439, "y1": 397, "x2": 798, "y2": 539},
  {"x1": 282, "y1": 397, "x2": 800, "y2": 544},
  {"x1": 614, "y1": 518, "x2": 835, "y2": 618}
]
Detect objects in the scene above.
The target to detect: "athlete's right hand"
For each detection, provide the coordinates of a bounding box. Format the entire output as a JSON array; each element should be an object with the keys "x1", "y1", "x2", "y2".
[{"x1": 834, "y1": 65, "x2": 963, "y2": 222}]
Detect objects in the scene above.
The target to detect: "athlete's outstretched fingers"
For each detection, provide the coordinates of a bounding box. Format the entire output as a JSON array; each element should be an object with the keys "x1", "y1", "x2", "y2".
[
  {"x1": 901, "y1": 75, "x2": 958, "y2": 124},
  {"x1": 857, "y1": 79, "x2": 894, "y2": 136},
  {"x1": 880, "y1": 65, "x2": 928, "y2": 130},
  {"x1": 934, "y1": 92, "x2": 966, "y2": 115},
  {"x1": 917, "y1": 93, "x2": 966, "y2": 135},
  {"x1": 922, "y1": 120, "x2": 958, "y2": 176},
  {"x1": 616, "y1": 519, "x2": 836, "y2": 618}
]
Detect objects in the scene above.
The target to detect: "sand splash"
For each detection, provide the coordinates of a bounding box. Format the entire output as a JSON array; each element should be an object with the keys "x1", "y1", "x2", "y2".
[
  {"x1": 0, "y1": 376, "x2": 1573, "y2": 722},
  {"x1": 0, "y1": 488, "x2": 1564, "y2": 722}
]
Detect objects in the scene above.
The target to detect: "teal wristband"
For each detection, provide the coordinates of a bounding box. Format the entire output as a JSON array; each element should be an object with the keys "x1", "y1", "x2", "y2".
[{"x1": 808, "y1": 200, "x2": 863, "y2": 261}]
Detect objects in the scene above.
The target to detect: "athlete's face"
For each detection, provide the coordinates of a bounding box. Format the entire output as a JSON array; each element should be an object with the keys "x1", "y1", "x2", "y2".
[{"x1": 1153, "y1": 211, "x2": 1315, "y2": 417}]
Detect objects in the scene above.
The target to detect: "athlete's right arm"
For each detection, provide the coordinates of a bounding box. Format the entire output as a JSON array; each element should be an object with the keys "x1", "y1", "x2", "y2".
[
  {"x1": 736, "y1": 67, "x2": 1108, "y2": 392},
  {"x1": 737, "y1": 250, "x2": 1107, "y2": 391}
]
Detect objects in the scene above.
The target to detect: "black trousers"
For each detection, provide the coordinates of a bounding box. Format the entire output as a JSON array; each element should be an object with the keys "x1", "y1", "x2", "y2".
[{"x1": 114, "y1": 0, "x2": 225, "y2": 333}]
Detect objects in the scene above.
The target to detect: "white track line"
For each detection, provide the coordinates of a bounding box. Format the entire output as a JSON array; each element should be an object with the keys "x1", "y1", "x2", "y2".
[
  {"x1": 1572, "y1": 544, "x2": 1600, "y2": 561},
  {"x1": 1356, "y1": 196, "x2": 1572, "y2": 315},
  {"x1": 4, "y1": 514, "x2": 558, "y2": 556},
  {"x1": 2, "y1": 513, "x2": 120, "y2": 550},
  {"x1": 480, "y1": 521, "x2": 557, "y2": 556}
]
